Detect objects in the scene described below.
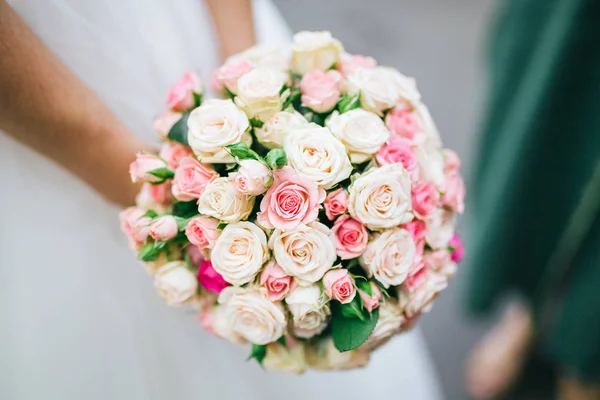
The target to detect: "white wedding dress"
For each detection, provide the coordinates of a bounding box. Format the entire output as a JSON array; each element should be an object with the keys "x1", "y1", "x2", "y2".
[{"x1": 0, "y1": 1, "x2": 443, "y2": 399}]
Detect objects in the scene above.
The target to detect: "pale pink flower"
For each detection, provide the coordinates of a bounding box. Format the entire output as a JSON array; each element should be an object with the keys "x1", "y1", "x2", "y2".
[
  {"x1": 119, "y1": 207, "x2": 146, "y2": 246},
  {"x1": 403, "y1": 259, "x2": 429, "y2": 292},
  {"x1": 300, "y1": 70, "x2": 342, "y2": 113},
  {"x1": 257, "y1": 166, "x2": 326, "y2": 230},
  {"x1": 323, "y1": 269, "x2": 356, "y2": 304},
  {"x1": 411, "y1": 181, "x2": 440, "y2": 219},
  {"x1": 385, "y1": 104, "x2": 421, "y2": 141},
  {"x1": 337, "y1": 53, "x2": 377, "y2": 77},
  {"x1": 323, "y1": 188, "x2": 348, "y2": 220},
  {"x1": 166, "y1": 71, "x2": 202, "y2": 111},
  {"x1": 443, "y1": 149, "x2": 461, "y2": 174},
  {"x1": 214, "y1": 60, "x2": 254, "y2": 94},
  {"x1": 375, "y1": 137, "x2": 419, "y2": 180},
  {"x1": 358, "y1": 282, "x2": 382, "y2": 312},
  {"x1": 159, "y1": 142, "x2": 193, "y2": 170},
  {"x1": 172, "y1": 157, "x2": 217, "y2": 201},
  {"x1": 129, "y1": 153, "x2": 168, "y2": 183},
  {"x1": 260, "y1": 261, "x2": 297, "y2": 301},
  {"x1": 154, "y1": 110, "x2": 182, "y2": 139},
  {"x1": 149, "y1": 215, "x2": 178, "y2": 241},
  {"x1": 403, "y1": 219, "x2": 427, "y2": 255},
  {"x1": 441, "y1": 174, "x2": 465, "y2": 214},
  {"x1": 143, "y1": 182, "x2": 173, "y2": 207},
  {"x1": 133, "y1": 216, "x2": 152, "y2": 243},
  {"x1": 185, "y1": 216, "x2": 221, "y2": 250},
  {"x1": 229, "y1": 159, "x2": 272, "y2": 196},
  {"x1": 332, "y1": 215, "x2": 368, "y2": 260}
]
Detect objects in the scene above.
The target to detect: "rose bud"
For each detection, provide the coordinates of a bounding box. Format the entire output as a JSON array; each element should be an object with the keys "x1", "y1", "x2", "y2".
[
  {"x1": 323, "y1": 268, "x2": 356, "y2": 304},
  {"x1": 129, "y1": 153, "x2": 170, "y2": 183},
  {"x1": 149, "y1": 215, "x2": 179, "y2": 241},
  {"x1": 229, "y1": 159, "x2": 272, "y2": 196}
]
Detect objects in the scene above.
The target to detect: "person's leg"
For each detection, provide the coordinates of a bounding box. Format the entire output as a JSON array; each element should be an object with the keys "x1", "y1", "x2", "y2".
[
  {"x1": 466, "y1": 302, "x2": 534, "y2": 399},
  {"x1": 558, "y1": 376, "x2": 600, "y2": 400}
]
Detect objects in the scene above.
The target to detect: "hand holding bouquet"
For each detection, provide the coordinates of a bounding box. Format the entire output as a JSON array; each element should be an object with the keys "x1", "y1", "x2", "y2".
[{"x1": 121, "y1": 31, "x2": 465, "y2": 373}]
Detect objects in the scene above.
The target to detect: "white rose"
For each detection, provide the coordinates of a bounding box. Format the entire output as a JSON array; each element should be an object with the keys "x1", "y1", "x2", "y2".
[
  {"x1": 326, "y1": 109, "x2": 390, "y2": 163},
  {"x1": 425, "y1": 208, "x2": 455, "y2": 249},
  {"x1": 198, "y1": 177, "x2": 255, "y2": 223},
  {"x1": 269, "y1": 222, "x2": 337, "y2": 285},
  {"x1": 263, "y1": 342, "x2": 307, "y2": 374},
  {"x1": 414, "y1": 134, "x2": 445, "y2": 187},
  {"x1": 218, "y1": 286, "x2": 287, "y2": 345},
  {"x1": 187, "y1": 99, "x2": 251, "y2": 163},
  {"x1": 362, "y1": 300, "x2": 405, "y2": 350},
  {"x1": 348, "y1": 163, "x2": 413, "y2": 229},
  {"x1": 413, "y1": 102, "x2": 442, "y2": 144},
  {"x1": 285, "y1": 284, "x2": 331, "y2": 338},
  {"x1": 211, "y1": 221, "x2": 269, "y2": 286},
  {"x1": 226, "y1": 44, "x2": 288, "y2": 71},
  {"x1": 153, "y1": 261, "x2": 198, "y2": 306},
  {"x1": 399, "y1": 273, "x2": 448, "y2": 318},
  {"x1": 284, "y1": 126, "x2": 352, "y2": 189},
  {"x1": 205, "y1": 305, "x2": 247, "y2": 345},
  {"x1": 234, "y1": 67, "x2": 286, "y2": 121},
  {"x1": 306, "y1": 339, "x2": 370, "y2": 370},
  {"x1": 255, "y1": 110, "x2": 308, "y2": 149},
  {"x1": 230, "y1": 159, "x2": 273, "y2": 196},
  {"x1": 135, "y1": 183, "x2": 168, "y2": 214},
  {"x1": 345, "y1": 66, "x2": 420, "y2": 115},
  {"x1": 359, "y1": 228, "x2": 416, "y2": 288},
  {"x1": 292, "y1": 31, "x2": 343, "y2": 75}
]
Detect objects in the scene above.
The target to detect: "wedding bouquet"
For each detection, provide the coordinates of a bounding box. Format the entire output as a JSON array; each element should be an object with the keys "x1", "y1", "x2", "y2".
[{"x1": 120, "y1": 31, "x2": 465, "y2": 373}]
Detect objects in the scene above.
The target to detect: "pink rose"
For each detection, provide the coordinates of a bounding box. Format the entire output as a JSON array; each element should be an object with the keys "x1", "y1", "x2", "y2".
[
  {"x1": 403, "y1": 259, "x2": 429, "y2": 292},
  {"x1": 187, "y1": 245, "x2": 205, "y2": 266},
  {"x1": 403, "y1": 219, "x2": 427, "y2": 255},
  {"x1": 257, "y1": 166, "x2": 325, "y2": 230},
  {"x1": 443, "y1": 149, "x2": 461, "y2": 174},
  {"x1": 159, "y1": 142, "x2": 193, "y2": 170},
  {"x1": 119, "y1": 207, "x2": 146, "y2": 246},
  {"x1": 259, "y1": 261, "x2": 297, "y2": 301},
  {"x1": 166, "y1": 71, "x2": 202, "y2": 111},
  {"x1": 185, "y1": 216, "x2": 221, "y2": 250},
  {"x1": 300, "y1": 70, "x2": 342, "y2": 113},
  {"x1": 375, "y1": 137, "x2": 419, "y2": 180},
  {"x1": 323, "y1": 269, "x2": 356, "y2": 304},
  {"x1": 337, "y1": 53, "x2": 377, "y2": 77},
  {"x1": 149, "y1": 215, "x2": 179, "y2": 241},
  {"x1": 424, "y1": 249, "x2": 451, "y2": 271},
  {"x1": 385, "y1": 104, "x2": 421, "y2": 141},
  {"x1": 332, "y1": 215, "x2": 368, "y2": 260},
  {"x1": 153, "y1": 110, "x2": 182, "y2": 139},
  {"x1": 358, "y1": 282, "x2": 382, "y2": 312},
  {"x1": 323, "y1": 188, "x2": 348, "y2": 220},
  {"x1": 441, "y1": 174, "x2": 465, "y2": 214},
  {"x1": 411, "y1": 181, "x2": 440, "y2": 219},
  {"x1": 197, "y1": 260, "x2": 229, "y2": 294},
  {"x1": 214, "y1": 60, "x2": 254, "y2": 94},
  {"x1": 229, "y1": 159, "x2": 272, "y2": 196},
  {"x1": 142, "y1": 182, "x2": 173, "y2": 207},
  {"x1": 449, "y1": 233, "x2": 464, "y2": 263},
  {"x1": 172, "y1": 157, "x2": 217, "y2": 201},
  {"x1": 133, "y1": 216, "x2": 152, "y2": 243},
  {"x1": 129, "y1": 153, "x2": 169, "y2": 183}
]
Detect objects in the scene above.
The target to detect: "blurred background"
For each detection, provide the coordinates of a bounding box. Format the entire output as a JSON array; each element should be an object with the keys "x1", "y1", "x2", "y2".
[{"x1": 273, "y1": 0, "x2": 496, "y2": 398}]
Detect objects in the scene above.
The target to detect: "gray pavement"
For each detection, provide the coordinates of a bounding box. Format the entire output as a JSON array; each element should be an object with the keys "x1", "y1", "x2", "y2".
[{"x1": 273, "y1": 1, "x2": 497, "y2": 398}]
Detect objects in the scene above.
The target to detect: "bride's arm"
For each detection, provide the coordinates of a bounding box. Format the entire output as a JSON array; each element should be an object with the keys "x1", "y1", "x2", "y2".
[
  {"x1": 0, "y1": 1, "x2": 151, "y2": 206},
  {"x1": 204, "y1": 0, "x2": 257, "y2": 61}
]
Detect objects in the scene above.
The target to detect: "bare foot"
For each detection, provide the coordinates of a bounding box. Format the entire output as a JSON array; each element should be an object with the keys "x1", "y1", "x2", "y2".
[{"x1": 466, "y1": 303, "x2": 534, "y2": 399}]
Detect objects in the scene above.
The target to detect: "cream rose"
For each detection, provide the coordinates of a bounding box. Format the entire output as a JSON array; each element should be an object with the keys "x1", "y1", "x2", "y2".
[
  {"x1": 226, "y1": 44, "x2": 288, "y2": 71},
  {"x1": 203, "y1": 305, "x2": 246, "y2": 345},
  {"x1": 326, "y1": 109, "x2": 390, "y2": 163},
  {"x1": 218, "y1": 286, "x2": 286, "y2": 345},
  {"x1": 425, "y1": 208, "x2": 455, "y2": 249},
  {"x1": 399, "y1": 273, "x2": 448, "y2": 318},
  {"x1": 255, "y1": 110, "x2": 309, "y2": 149},
  {"x1": 285, "y1": 284, "x2": 330, "y2": 338},
  {"x1": 187, "y1": 99, "x2": 251, "y2": 163},
  {"x1": 198, "y1": 177, "x2": 255, "y2": 223},
  {"x1": 362, "y1": 300, "x2": 405, "y2": 350},
  {"x1": 269, "y1": 222, "x2": 337, "y2": 285},
  {"x1": 234, "y1": 67, "x2": 286, "y2": 121},
  {"x1": 359, "y1": 228, "x2": 416, "y2": 288},
  {"x1": 291, "y1": 31, "x2": 343, "y2": 75},
  {"x1": 263, "y1": 342, "x2": 307, "y2": 374},
  {"x1": 284, "y1": 126, "x2": 352, "y2": 189},
  {"x1": 153, "y1": 261, "x2": 198, "y2": 306},
  {"x1": 415, "y1": 134, "x2": 445, "y2": 187},
  {"x1": 348, "y1": 163, "x2": 413, "y2": 229},
  {"x1": 211, "y1": 221, "x2": 269, "y2": 286}
]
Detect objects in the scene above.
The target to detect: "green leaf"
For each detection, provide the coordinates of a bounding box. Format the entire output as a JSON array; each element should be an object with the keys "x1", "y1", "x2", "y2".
[
  {"x1": 311, "y1": 113, "x2": 325, "y2": 127},
  {"x1": 283, "y1": 90, "x2": 301, "y2": 109},
  {"x1": 224, "y1": 87, "x2": 236, "y2": 100},
  {"x1": 192, "y1": 92, "x2": 202, "y2": 108},
  {"x1": 331, "y1": 304, "x2": 379, "y2": 352},
  {"x1": 139, "y1": 242, "x2": 161, "y2": 262},
  {"x1": 142, "y1": 210, "x2": 159, "y2": 219},
  {"x1": 337, "y1": 94, "x2": 361, "y2": 114},
  {"x1": 175, "y1": 217, "x2": 189, "y2": 230},
  {"x1": 277, "y1": 336, "x2": 287, "y2": 347},
  {"x1": 356, "y1": 280, "x2": 373, "y2": 296},
  {"x1": 167, "y1": 111, "x2": 190, "y2": 146},
  {"x1": 248, "y1": 344, "x2": 267, "y2": 366},
  {"x1": 249, "y1": 118, "x2": 264, "y2": 129},
  {"x1": 340, "y1": 297, "x2": 367, "y2": 322},
  {"x1": 225, "y1": 142, "x2": 262, "y2": 161},
  {"x1": 171, "y1": 201, "x2": 198, "y2": 219},
  {"x1": 265, "y1": 149, "x2": 287, "y2": 169},
  {"x1": 147, "y1": 167, "x2": 175, "y2": 181},
  {"x1": 216, "y1": 223, "x2": 227, "y2": 230}
]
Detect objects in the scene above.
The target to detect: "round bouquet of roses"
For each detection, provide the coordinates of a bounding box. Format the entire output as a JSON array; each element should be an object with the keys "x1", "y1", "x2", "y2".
[{"x1": 121, "y1": 31, "x2": 465, "y2": 373}]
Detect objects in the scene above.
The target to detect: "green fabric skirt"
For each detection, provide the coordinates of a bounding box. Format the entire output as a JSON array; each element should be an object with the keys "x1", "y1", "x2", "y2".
[{"x1": 465, "y1": 0, "x2": 600, "y2": 387}]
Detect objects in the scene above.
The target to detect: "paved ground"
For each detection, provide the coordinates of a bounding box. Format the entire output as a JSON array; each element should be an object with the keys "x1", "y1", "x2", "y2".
[{"x1": 273, "y1": 1, "x2": 497, "y2": 398}]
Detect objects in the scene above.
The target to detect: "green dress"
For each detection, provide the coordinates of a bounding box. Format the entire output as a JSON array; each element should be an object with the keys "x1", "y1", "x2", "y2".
[{"x1": 465, "y1": 0, "x2": 600, "y2": 392}]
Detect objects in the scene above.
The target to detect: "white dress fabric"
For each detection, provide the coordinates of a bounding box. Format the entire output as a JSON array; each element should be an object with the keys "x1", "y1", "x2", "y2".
[{"x1": 0, "y1": 1, "x2": 443, "y2": 399}]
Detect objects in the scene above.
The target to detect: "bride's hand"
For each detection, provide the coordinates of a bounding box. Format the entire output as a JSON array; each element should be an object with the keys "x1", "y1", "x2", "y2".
[
  {"x1": 0, "y1": 0, "x2": 151, "y2": 207},
  {"x1": 205, "y1": 0, "x2": 257, "y2": 61}
]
